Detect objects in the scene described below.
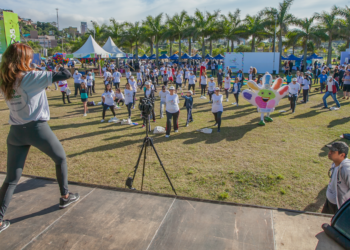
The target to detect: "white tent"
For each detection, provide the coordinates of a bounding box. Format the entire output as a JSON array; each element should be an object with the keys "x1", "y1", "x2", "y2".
[
  {"x1": 72, "y1": 35, "x2": 110, "y2": 58},
  {"x1": 102, "y1": 37, "x2": 125, "y2": 58}
]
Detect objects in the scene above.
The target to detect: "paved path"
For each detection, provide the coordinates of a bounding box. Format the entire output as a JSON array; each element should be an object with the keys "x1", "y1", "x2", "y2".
[{"x1": 0, "y1": 174, "x2": 343, "y2": 250}]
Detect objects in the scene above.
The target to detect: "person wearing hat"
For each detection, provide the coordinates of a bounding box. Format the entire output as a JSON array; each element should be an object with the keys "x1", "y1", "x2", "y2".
[
  {"x1": 188, "y1": 71, "x2": 196, "y2": 94},
  {"x1": 165, "y1": 86, "x2": 180, "y2": 137},
  {"x1": 73, "y1": 70, "x2": 82, "y2": 97},
  {"x1": 300, "y1": 72, "x2": 310, "y2": 103},
  {"x1": 129, "y1": 76, "x2": 137, "y2": 109},
  {"x1": 208, "y1": 77, "x2": 216, "y2": 103},
  {"x1": 199, "y1": 70, "x2": 208, "y2": 98},
  {"x1": 322, "y1": 142, "x2": 350, "y2": 214},
  {"x1": 112, "y1": 69, "x2": 122, "y2": 90},
  {"x1": 288, "y1": 78, "x2": 300, "y2": 113},
  {"x1": 322, "y1": 76, "x2": 340, "y2": 109},
  {"x1": 212, "y1": 87, "x2": 223, "y2": 132},
  {"x1": 319, "y1": 70, "x2": 328, "y2": 93},
  {"x1": 181, "y1": 90, "x2": 194, "y2": 126}
]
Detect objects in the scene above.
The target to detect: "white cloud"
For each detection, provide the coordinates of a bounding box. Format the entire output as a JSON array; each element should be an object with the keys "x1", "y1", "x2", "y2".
[{"x1": 2, "y1": 0, "x2": 348, "y2": 32}]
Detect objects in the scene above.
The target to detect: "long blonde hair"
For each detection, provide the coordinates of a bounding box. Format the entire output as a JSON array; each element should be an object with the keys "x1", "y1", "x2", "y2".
[{"x1": 0, "y1": 43, "x2": 34, "y2": 100}]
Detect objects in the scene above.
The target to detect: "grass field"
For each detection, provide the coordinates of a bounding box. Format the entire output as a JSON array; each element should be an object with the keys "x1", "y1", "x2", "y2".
[{"x1": 0, "y1": 74, "x2": 349, "y2": 213}]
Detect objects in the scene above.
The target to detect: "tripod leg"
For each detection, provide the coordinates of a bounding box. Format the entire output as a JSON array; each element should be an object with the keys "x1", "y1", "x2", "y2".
[
  {"x1": 149, "y1": 139, "x2": 177, "y2": 196},
  {"x1": 132, "y1": 138, "x2": 147, "y2": 181},
  {"x1": 141, "y1": 139, "x2": 148, "y2": 191}
]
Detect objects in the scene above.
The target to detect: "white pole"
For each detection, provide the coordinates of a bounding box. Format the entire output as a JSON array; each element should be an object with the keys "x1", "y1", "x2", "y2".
[{"x1": 273, "y1": 15, "x2": 277, "y2": 74}]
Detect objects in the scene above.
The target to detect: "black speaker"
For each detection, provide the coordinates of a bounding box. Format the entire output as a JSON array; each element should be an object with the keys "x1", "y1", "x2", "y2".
[{"x1": 322, "y1": 199, "x2": 350, "y2": 250}]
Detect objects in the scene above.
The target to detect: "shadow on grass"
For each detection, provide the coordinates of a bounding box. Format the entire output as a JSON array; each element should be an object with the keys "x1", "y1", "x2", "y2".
[
  {"x1": 303, "y1": 185, "x2": 327, "y2": 212},
  {"x1": 328, "y1": 117, "x2": 350, "y2": 128}
]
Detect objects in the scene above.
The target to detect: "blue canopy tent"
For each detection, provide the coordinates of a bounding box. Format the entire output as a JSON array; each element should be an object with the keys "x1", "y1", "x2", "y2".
[
  {"x1": 133, "y1": 54, "x2": 140, "y2": 59},
  {"x1": 205, "y1": 54, "x2": 213, "y2": 59},
  {"x1": 281, "y1": 55, "x2": 288, "y2": 60},
  {"x1": 214, "y1": 54, "x2": 224, "y2": 60},
  {"x1": 149, "y1": 54, "x2": 156, "y2": 60},
  {"x1": 308, "y1": 53, "x2": 323, "y2": 59},
  {"x1": 191, "y1": 54, "x2": 202, "y2": 60},
  {"x1": 169, "y1": 54, "x2": 179, "y2": 60},
  {"x1": 287, "y1": 54, "x2": 301, "y2": 61},
  {"x1": 159, "y1": 54, "x2": 169, "y2": 59},
  {"x1": 139, "y1": 54, "x2": 149, "y2": 60},
  {"x1": 181, "y1": 53, "x2": 192, "y2": 59}
]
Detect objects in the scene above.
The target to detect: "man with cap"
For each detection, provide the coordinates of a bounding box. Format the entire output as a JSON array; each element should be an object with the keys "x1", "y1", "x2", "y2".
[
  {"x1": 322, "y1": 142, "x2": 350, "y2": 214},
  {"x1": 288, "y1": 78, "x2": 300, "y2": 113},
  {"x1": 73, "y1": 70, "x2": 82, "y2": 97},
  {"x1": 165, "y1": 86, "x2": 180, "y2": 138},
  {"x1": 181, "y1": 90, "x2": 194, "y2": 127},
  {"x1": 322, "y1": 76, "x2": 340, "y2": 109},
  {"x1": 142, "y1": 81, "x2": 156, "y2": 128},
  {"x1": 301, "y1": 71, "x2": 310, "y2": 103}
]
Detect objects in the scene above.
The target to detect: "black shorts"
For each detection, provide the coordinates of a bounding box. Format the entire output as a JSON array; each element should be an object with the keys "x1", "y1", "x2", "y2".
[
  {"x1": 81, "y1": 98, "x2": 88, "y2": 103},
  {"x1": 344, "y1": 85, "x2": 350, "y2": 92}
]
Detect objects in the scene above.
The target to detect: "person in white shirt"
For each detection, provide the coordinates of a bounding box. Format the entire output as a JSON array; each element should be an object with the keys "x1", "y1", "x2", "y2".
[
  {"x1": 136, "y1": 69, "x2": 142, "y2": 86},
  {"x1": 115, "y1": 88, "x2": 125, "y2": 106},
  {"x1": 145, "y1": 68, "x2": 150, "y2": 80},
  {"x1": 125, "y1": 69, "x2": 131, "y2": 83},
  {"x1": 129, "y1": 76, "x2": 137, "y2": 109},
  {"x1": 167, "y1": 67, "x2": 173, "y2": 83},
  {"x1": 184, "y1": 69, "x2": 190, "y2": 86},
  {"x1": 103, "y1": 70, "x2": 112, "y2": 81},
  {"x1": 301, "y1": 72, "x2": 310, "y2": 103},
  {"x1": 73, "y1": 70, "x2": 82, "y2": 97},
  {"x1": 208, "y1": 77, "x2": 216, "y2": 103},
  {"x1": 80, "y1": 75, "x2": 87, "y2": 89},
  {"x1": 101, "y1": 84, "x2": 117, "y2": 122},
  {"x1": 224, "y1": 74, "x2": 231, "y2": 102},
  {"x1": 86, "y1": 72, "x2": 93, "y2": 96},
  {"x1": 154, "y1": 67, "x2": 159, "y2": 85},
  {"x1": 160, "y1": 66, "x2": 165, "y2": 84},
  {"x1": 175, "y1": 70, "x2": 183, "y2": 93},
  {"x1": 165, "y1": 86, "x2": 180, "y2": 137},
  {"x1": 102, "y1": 65, "x2": 107, "y2": 73},
  {"x1": 0, "y1": 43, "x2": 79, "y2": 232},
  {"x1": 232, "y1": 77, "x2": 240, "y2": 106},
  {"x1": 124, "y1": 83, "x2": 134, "y2": 121},
  {"x1": 200, "y1": 70, "x2": 207, "y2": 97},
  {"x1": 159, "y1": 86, "x2": 170, "y2": 119},
  {"x1": 212, "y1": 87, "x2": 223, "y2": 132},
  {"x1": 58, "y1": 80, "x2": 70, "y2": 104},
  {"x1": 110, "y1": 63, "x2": 115, "y2": 71},
  {"x1": 288, "y1": 78, "x2": 300, "y2": 113},
  {"x1": 323, "y1": 76, "x2": 340, "y2": 109},
  {"x1": 188, "y1": 71, "x2": 196, "y2": 94},
  {"x1": 140, "y1": 64, "x2": 145, "y2": 78},
  {"x1": 112, "y1": 69, "x2": 122, "y2": 89}
]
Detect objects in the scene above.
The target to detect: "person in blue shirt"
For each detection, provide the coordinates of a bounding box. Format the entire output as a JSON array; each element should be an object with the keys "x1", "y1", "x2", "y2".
[
  {"x1": 319, "y1": 70, "x2": 328, "y2": 93},
  {"x1": 286, "y1": 72, "x2": 292, "y2": 85},
  {"x1": 181, "y1": 90, "x2": 194, "y2": 127}
]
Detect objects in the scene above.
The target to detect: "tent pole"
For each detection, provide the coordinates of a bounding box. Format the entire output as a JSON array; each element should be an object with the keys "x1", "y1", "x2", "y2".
[{"x1": 99, "y1": 55, "x2": 101, "y2": 76}]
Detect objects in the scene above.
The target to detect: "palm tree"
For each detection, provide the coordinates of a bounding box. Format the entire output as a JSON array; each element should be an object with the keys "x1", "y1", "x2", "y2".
[
  {"x1": 143, "y1": 13, "x2": 164, "y2": 64},
  {"x1": 87, "y1": 22, "x2": 108, "y2": 44},
  {"x1": 241, "y1": 12, "x2": 269, "y2": 52},
  {"x1": 162, "y1": 23, "x2": 177, "y2": 56},
  {"x1": 107, "y1": 18, "x2": 126, "y2": 45},
  {"x1": 314, "y1": 6, "x2": 340, "y2": 65},
  {"x1": 191, "y1": 9, "x2": 220, "y2": 58},
  {"x1": 166, "y1": 11, "x2": 189, "y2": 61},
  {"x1": 220, "y1": 9, "x2": 243, "y2": 52},
  {"x1": 264, "y1": 0, "x2": 295, "y2": 70},
  {"x1": 338, "y1": 6, "x2": 350, "y2": 48},
  {"x1": 284, "y1": 31, "x2": 301, "y2": 54},
  {"x1": 292, "y1": 17, "x2": 324, "y2": 72},
  {"x1": 121, "y1": 22, "x2": 145, "y2": 63}
]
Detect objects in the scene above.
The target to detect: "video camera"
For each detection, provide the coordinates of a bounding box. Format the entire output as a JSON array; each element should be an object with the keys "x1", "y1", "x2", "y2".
[{"x1": 138, "y1": 97, "x2": 154, "y2": 116}]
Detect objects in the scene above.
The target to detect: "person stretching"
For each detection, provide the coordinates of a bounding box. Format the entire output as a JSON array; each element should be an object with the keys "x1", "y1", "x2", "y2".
[
  {"x1": 165, "y1": 86, "x2": 180, "y2": 138},
  {"x1": 288, "y1": 78, "x2": 300, "y2": 113},
  {"x1": 231, "y1": 77, "x2": 241, "y2": 106},
  {"x1": 323, "y1": 76, "x2": 340, "y2": 109},
  {"x1": 115, "y1": 88, "x2": 125, "y2": 107},
  {"x1": 129, "y1": 76, "x2": 137, "y2": 109},
  {"x1": 0, "y1": 43, "x2": 79, "y2": 233},
  {"x1": 200, "y1": 70, "x2": 207, "y2": 98},
  {"x1": 212, "y1": 87, "x2": 223, "y2": 132},
  {"x1": 181, "y1": 90, "x2": 194, "y2": 127},
  {"x1": 208, "y1": 77, "x2": 216, "y2": 103},
  {"x1": 224, "y1": 74, "x2": 231, "y2": 102},
  {"x1": 143, "y1": 81, "x2": 156, "y2": 128},
  {"x1": 159, "y1": 86, "x2": 169, "y2": 119},
  {"x1": 124, "y1": 83, "x2": 134, "y2": 123},
  {"x1": 101, "y1": 84, "x2": 117, "y2": 122}
]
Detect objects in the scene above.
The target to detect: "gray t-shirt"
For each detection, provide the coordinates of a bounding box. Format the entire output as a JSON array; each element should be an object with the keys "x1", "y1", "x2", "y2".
[{"x1": 3, "y1": 71, "x2": 52, "y2": 125}]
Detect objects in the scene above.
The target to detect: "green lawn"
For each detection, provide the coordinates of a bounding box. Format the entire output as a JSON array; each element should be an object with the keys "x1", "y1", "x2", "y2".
[{"x1": 0, "y1": 75, "x2": 348, "y2": 213}]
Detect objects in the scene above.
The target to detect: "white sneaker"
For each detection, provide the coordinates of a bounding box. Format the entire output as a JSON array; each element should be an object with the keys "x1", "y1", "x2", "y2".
[
  {"x1": 340, "y1": 135, "x2": 344, "y2": 138},
  {"x1": 165, "y1": 135, "x2": 170, "y2": 138},
  {"x1": 127, "y1": 118, "x2": 131, "y2": 124},
  {"x1": 83, "y1": 113, "x2": 87, "y2": 117},
  {"x1": 101, "y1": 119, "x2": 105, "y2": 122},
  {"x1": 175, "y1": 130, "x2": 179, "y2": 133},
  {"x1": 226, "y1": 99, "x2": 229, "y2": 102}
]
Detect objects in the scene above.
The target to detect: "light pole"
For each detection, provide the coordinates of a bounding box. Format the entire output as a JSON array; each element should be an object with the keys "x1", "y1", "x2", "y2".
[
  {"x1": 90, "y1": 20, "x2": 95, "y2": 40},
  {"x1": 273, "y1": 14, "x2": 277, "y2": 75},
  {"x1": 56, "y1": 8, "x2": 59, "y2": 30}
]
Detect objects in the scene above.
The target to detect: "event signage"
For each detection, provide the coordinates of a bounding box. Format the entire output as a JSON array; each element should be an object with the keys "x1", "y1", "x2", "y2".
[
  {"x1": 0, "y1": 11, "x2": 21, "y2": 54},
  {"x1": 0, "y1": 20, "x2": 7, "y2": 54}
]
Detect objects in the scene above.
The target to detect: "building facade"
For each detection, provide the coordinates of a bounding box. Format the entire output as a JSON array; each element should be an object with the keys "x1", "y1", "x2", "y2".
[{"x1": 81, "y1": 22, "x2": 87, "y2": 35}]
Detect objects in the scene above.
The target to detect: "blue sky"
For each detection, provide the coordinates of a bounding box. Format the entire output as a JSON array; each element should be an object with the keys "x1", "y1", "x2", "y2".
[{"x1": 2, "y1": 0, "x2": 349, "y2": 32}]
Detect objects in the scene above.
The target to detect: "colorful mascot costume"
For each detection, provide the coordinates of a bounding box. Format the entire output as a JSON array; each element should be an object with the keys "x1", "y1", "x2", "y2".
[{"x1": 242, "y1": 73, "x2": 289, "y2": 126}]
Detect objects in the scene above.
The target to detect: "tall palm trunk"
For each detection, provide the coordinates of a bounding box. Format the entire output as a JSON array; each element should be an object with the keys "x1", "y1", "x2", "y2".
[
  {"x1": 278, "y1": 31, "x2": 283, "y2": 71},
  {"x1": 327, "y1": 34, "x2": 332, "y2": 65},
  {"x1": 231, "y1": 40, "x2": 234, "y2": 52},
  {"x1": 346, "y1": 38, "x2": 350, "y2": 49},
  {"x1": 226, "y1": 39, "x2": 229, "y2": 52},
  {"x1": 170, "y1": 40, "x2": 173, "y2": 55},
  {"x1": 251, "y1": 36, "x2": 255, "y2": 52},
  {"x1": 209, "y1": 40, "x2": 212, "y2": 55},
  {"x1": 135, "y1": 42, "x2": 139, "y2": 63},
  {"x1": 156, "y1": 36, "x2": 159, "y2": 65},
  {"x1": 189, "y1": 36, "x2": 192, "y2": 55},
  {"x1": 150, "y1": 39, "x2": 154, "y2": 55},
  {"x1": 202, "y1": 36, "x2": 205, "y2": 59},
  {"x1": 179, "y1": 35, "x2": 182, "y2": 62},
  {"x1": 303, "y1": 40, "x2": 307, "y2": 72}
]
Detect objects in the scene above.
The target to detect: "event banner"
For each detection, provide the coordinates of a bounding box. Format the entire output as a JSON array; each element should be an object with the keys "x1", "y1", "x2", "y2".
[
  {"x1": 3, "y1": 11, "x2": 21, "y2": 47},
  {"x1": 224, "y1": 52, "x2": 244, "y2": 73},
  {"x1": 0, "y1": 20, "x2": 7, "y2": 54}
]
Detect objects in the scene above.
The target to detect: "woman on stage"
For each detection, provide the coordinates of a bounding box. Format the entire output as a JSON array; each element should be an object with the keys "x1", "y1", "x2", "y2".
[{"x1": 0, "y1": 43, "x2": 79, "y2": 233}]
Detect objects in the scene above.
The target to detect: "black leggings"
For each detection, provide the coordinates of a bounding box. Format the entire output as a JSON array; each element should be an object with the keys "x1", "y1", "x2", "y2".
[
  {"x1": 234, "y1": 93, "x2": 239, "y2": 104},
  {"x1": 116, "y1": 98, "x2": 125, "y2": 106},
  {"x1": 225, "y1": 89, "x2": 229, "y2": 99},
  {"x1": 74, "y1": 83, "x2": 81, "y2": 96},
  {"x1": 61, "y1": 92, "x2": 70, "y2": 104},
  {"x1": 114, "y1": 82, "x2": 120, "y2": 89},
  {"x1": 290, "y1": 94, "x2": 297, "y2": 112},
  {"x1": 188, "y1": 84, "x2": 195, "y2": 92},
  {"x1": 166, "y1": 110, "x2": 179, "y2": 135},
  {"x1": 201, "y1": 84, "x2": 206, "y2": 96},
  {"x1": 102, "y1": 104, "x2": 116, "y2": 119},
  {"x1": 0, "y1": 121, "x2": 69, "y2": 222},
  {"x1": 213, "y1": 111, "x2": 222, "y2": 130},
  {"x1": 208, "y1": 91, "x2": 214, "y2": 101},
  {"x1": 126, "y1": 103, "x2": 132, "y2": 118},
  {"x1": 303, "y1": 89, "x2": 309, "y2": 103},
  {"x1": 133, "y1": 92, "x2": 136, "y2": 108},
  {"x1": 87, "y1": 86, "x2": 92, "y2": 96}
]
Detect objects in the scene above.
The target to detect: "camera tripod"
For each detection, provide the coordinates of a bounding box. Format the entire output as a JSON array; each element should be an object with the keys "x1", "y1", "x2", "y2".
[{"x1": 126, "y1": 115, "x2": 177, "y2": 195}]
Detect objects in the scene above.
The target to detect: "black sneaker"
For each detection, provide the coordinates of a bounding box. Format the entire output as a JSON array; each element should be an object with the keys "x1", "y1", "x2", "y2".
[
  {"x1": 0, "y1": 220, "x2": 10, "y2": 233},
  {"x1": 59, "y1": 192, "x2": 80, "y2": 209}
]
